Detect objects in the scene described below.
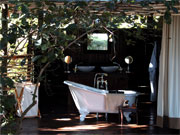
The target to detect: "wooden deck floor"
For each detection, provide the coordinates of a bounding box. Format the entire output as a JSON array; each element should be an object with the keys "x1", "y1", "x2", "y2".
[
  {"x1": 11, "y1": 112, "x2": 180, "y2": 135},
  {"x1": 2, "y1": 101, "x2": 180, "y2": 135}
]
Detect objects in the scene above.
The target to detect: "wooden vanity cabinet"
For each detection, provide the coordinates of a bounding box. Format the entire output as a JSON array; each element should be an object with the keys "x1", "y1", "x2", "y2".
[{"x1": 67, "y1": 72, "x2": 137, "y2": 90}]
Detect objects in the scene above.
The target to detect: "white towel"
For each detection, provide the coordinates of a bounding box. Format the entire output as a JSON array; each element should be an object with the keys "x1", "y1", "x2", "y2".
[{"x1": 105, "y1": 94, "x2": 125, "y2": 113}]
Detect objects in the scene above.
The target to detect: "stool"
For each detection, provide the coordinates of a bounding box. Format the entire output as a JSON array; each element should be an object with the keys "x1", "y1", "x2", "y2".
[{"x1": 118, "y1": 106, "x2": 138, "y2": 125}]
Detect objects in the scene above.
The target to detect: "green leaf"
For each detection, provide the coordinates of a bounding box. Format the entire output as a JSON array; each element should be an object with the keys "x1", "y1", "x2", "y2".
[
  {"x1": 41, "y1": 56, "x2": 48, "y2": 63},
  {"x1": 66, "y1": 24, "x2": 77, "y2": 32},
  {"x1": 10, "y1": 45, "x2": 16, "y2": 48},
  {"x1": 20, "y1": 58, "x2": 26, "y2": 66},
  {"x1": 0, "y1": 37, "x2": 8, "y2": 50},
  {"x1": 0, "y1": 43, "x2": 4, "y2": 50},
  {"x1": 1, "y1": 95, "x2": 16, "y2": 111},
  {"x1": 164, "y1": 10, "x2": 171, "y2": 24},
  {"x1": 75, "y1": 1, "x2": 88, "y2": 8},
  {"x1": 172, "y1": 7, "x2": 178, "y2": 14},
  {"x1": 140, "y1": 1, "x2": 148, "y2": 7},
  {"x1": 8, "y1": 33, "x2": 17, "y2": 44},
  {"x1": 106, "y1": 2, "x2": 115, "y2": 10},
  {"x1": 41, "y1": 44, "x2": 48, "y2": 51},
  {"x1": 21, "y1": 18, "x2": 28, "y2": 26},
  {"x1": 35, "y1": 1, "x2": 42, "y2": 7},
  {"x1": 48, "y1": 50, "x2": 56, "y2": 61},
  {"x1": 32, "y1": 55, "x2": 42, "y2": 63},
  {"x1": 21, "y1": 4, "x2": 29, "y2": 14},
  {"x1": 1, "y1": 77, "x2": 15, "y2": 88}
]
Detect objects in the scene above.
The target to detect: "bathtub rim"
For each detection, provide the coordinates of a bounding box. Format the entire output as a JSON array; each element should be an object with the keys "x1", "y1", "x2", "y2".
[
  {"x1": 117, "y1": 90, "x2": 141, "y2": 96},
  {"x1": 64, "y1": 80, "x2": 109, "y2": 94},
  {"x1": 64, "y1": 81, "x2": 142, "y2": 96}
]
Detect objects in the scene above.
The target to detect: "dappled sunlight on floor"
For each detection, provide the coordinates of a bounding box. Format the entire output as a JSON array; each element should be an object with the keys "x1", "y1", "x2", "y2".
[
  {"x1": 38, "y1": 122, "x2": 149, "y2": 132},
  {"x1": 52, "y1": 113, "x2": 110, "y2": 122},
  {"x1": 72, "y1": 113, "x2": 105, "y2": 120},
  {"x1": 117, "y1": 124, "x2": 148, "y2": 128},
  {"x1": 38, "y1": 113, "x2": 149, "y2": 132},
  {"x1": 85, "y1": 113, "x2": 104, "y2": 119},
  {"x1": 12, "y1": 113, "x2": 179, "y2": 135},
  {"x1": 54, "y1": 118, "x2": 72, "y2": 121},
  {"x1": 39, "y1": 123, "x2": 118, "y2": 131}
]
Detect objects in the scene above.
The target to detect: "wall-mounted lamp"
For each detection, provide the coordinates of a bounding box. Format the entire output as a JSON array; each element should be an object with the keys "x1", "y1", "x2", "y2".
[{"x1": 64, "y1": 56, "x2": 72, "y2": 73}]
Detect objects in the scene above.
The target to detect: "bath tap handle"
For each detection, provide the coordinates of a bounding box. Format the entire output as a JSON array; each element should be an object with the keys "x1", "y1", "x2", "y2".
[
  {"x1": 105, "y1": 80, "x2": 108, "y2": 90},
  {"x1": 74, "y1": 64, "x2": 78, "y2": 73},
  {"x1": 95, "y1": 73, "x2": 107, "y2": 76},
  {"x1": 94, "y1": 73, "x2": 108, "y2": 88}
]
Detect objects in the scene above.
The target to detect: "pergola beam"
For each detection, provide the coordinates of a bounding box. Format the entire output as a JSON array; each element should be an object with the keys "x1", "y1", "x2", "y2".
[{"x1": 1, "y1": 1, "x2": 180, "y2": 15}]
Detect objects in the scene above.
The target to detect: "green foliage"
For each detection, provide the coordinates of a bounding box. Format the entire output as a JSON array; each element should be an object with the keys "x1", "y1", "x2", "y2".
[
  {"x1": 0, "y1": 36, "x2": 8, "y2": 50},
  {"x1": 0, "y1": 94, "x2": 16, "y2": 127},
  {"x1": 32, "y1": 55, "x2": 42, "y2": 63},
  {"x1": 20, "y1": 57, "x2": 26, "y2": 66},
  {"x1": 0, "y1": 76, "x2": 15, "y2": 88},
  {"x1": 0, "y1": 0, "x2": 179, "y2": 133},
  {"x1": 139, "y1": 0, "x2": 179, "y2": 24},
  {"x1": 164, "y1": 10, "x2": 171, "y2": 24},
  {"x1": 0, "y1": 95, "x2": 16, "y2": 114}
]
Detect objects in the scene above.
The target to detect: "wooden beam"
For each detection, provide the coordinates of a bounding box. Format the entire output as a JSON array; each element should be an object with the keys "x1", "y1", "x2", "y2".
[
  {"x1": 1, "y1": 1, "x2": 180, "y2": 15},
  {"x1": 1, "y1": 54, "x2": 33, "y2": 58}
]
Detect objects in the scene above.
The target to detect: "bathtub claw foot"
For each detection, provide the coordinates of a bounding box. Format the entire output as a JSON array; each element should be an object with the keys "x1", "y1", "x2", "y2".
[
  {"x1": 96, "y1": 113, "x2": 99, "y2": 120},
  {"x1": 80, "y1": 115, "x2": 86, "y2": 122},
  {"x1": 79, "y1": 110, "x2": 89, "y2": 122},
  {"x1": 123, "y1": 112, "x2": 132, "y2": 122},
  {"x1": 105, "y1": 113, "x2": 108, "y2": 121}
]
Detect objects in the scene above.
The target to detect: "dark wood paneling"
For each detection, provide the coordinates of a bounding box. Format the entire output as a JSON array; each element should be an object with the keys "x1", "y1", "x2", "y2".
[
  {"x1": 64, "y1": 28, "x2": 162, "y2": 93},
  {"x1": 68, "y1": 72, "x2": 137, "y2": 90}
]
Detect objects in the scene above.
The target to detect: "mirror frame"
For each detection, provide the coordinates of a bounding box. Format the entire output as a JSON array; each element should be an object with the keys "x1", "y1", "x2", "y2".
[
  {"x1": 125, "y1": 56, "x2": 133, "y2": 64},
  {"x1": 83, "y1": 31, "x2": 112, "y2": 54}
]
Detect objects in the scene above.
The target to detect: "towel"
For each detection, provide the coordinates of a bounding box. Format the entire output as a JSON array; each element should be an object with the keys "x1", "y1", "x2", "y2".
[{"x1": 105, "y1": 94, "x2": 125, "y2": 113}]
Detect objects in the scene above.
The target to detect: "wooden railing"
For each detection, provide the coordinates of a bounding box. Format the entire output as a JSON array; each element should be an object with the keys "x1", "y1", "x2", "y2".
[{"x1": 0, "y1": 54, "x2": 34, "y2": 82}]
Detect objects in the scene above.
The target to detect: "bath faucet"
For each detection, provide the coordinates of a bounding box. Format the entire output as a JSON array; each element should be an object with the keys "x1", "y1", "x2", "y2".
[
  {"x1": 94, "y1": 73, "x2": 109, "y2": 121},
  {"x1": 94, "y1": 73, "x2": 108, "y2": 89},
  {"x1": 97, "y1": 77, "x2": 108, "y2": 90},
  {"x1": 113, "y1": 62, "x2": 123, "y2": 71}
]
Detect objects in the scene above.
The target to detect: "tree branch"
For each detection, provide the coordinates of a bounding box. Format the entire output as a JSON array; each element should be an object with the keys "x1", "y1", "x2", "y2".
[
  {"x1": 64, "y1": 28, "x2": 97, "y2": 50},
  {"x1": 15, "y1": 61, "x2": 51, "y2": 135}
]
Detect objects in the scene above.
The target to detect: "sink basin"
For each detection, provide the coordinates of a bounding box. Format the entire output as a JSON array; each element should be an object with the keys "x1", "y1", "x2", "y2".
[
  {"x1": 101, "y1": 66, "x2": 119, "y2": 73},
  {"x1": 77, "y1": 66, "x2": 95, "y2": 72}
]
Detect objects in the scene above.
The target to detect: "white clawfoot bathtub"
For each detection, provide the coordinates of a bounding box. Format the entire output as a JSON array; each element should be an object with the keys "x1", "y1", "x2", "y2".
[{"x1": 64, "y1": 81, "x2": 138, "y2": 122}]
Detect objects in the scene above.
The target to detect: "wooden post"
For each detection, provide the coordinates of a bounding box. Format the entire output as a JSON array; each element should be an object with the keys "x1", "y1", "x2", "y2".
[
  {"x1": 27, "y1": 36, "x2": 33, "y2": 81},
  {"x1": 1, "y1": 4, "x2": 8, "y2": 93}
]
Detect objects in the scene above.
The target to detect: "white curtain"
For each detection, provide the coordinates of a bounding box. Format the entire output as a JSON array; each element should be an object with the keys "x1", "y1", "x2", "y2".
[{"x1": 157, "y1": 16, "x2": 180, "y2": 129}]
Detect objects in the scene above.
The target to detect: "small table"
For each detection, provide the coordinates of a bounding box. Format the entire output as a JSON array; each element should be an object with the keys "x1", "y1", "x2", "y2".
[{"x1": 118, "y1": 106, "x2": 138, "y2": 125}]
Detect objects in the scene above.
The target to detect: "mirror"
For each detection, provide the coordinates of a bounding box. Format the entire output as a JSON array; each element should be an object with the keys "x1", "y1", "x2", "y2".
[
  {"x1": 84, "y1": 32, "x2": 111, "y2": 53},
  {"x1": 125, "y1": 56, "x2": 133, "y2": 73},
  {"x1": 87, "y1": 33, "x2": 108, "y2": 51}
]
